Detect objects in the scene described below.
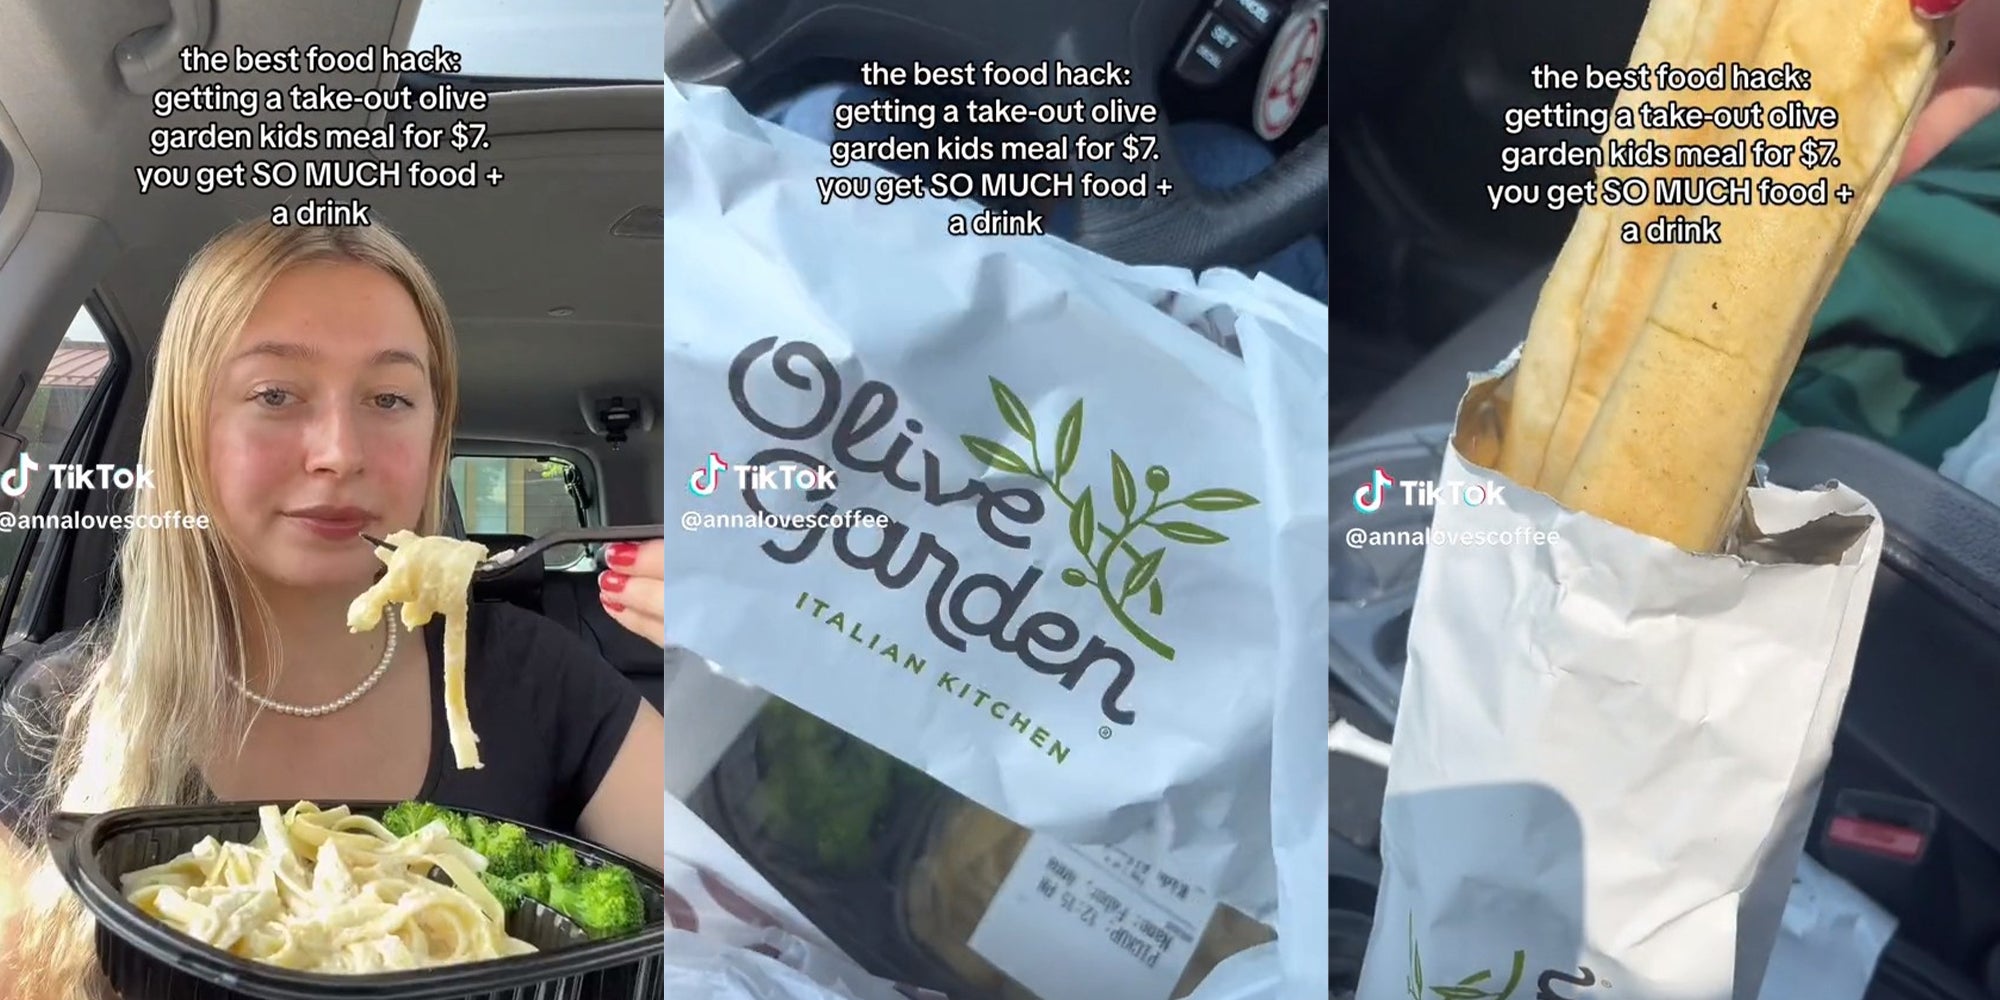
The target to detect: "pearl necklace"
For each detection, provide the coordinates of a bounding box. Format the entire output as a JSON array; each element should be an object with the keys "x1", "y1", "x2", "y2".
[{"x1": 228, "y1": 618, "x2": 399, "y2": 717}]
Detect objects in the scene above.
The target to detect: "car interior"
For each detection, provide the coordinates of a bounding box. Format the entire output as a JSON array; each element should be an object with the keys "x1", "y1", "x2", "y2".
[
  {"x1": 1330, "y1": 2, "x2": 2000, "y2": 996},
  {"x1": 666, "y1": 0, "x2": 1329, "y2": 279},
  {"x1": 665, "y1": 4, "x2": 1332, "y2": 995},
  {"x1": 0, "y1": 1, "x2": 667, "y2": 708}
]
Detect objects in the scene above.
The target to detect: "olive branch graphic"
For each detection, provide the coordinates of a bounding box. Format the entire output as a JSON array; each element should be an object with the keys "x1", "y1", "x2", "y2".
[
  {"x1": 960, "y1": 376, "x2": 1259, "y2": 661},
  {"x1": 1408, "y1": 912, "x2": 1528, "y2": 1000}
]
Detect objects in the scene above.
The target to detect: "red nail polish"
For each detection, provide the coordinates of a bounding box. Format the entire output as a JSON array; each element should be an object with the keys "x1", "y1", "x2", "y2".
[
  {"x1": 600, "y1": 571, "x2": 628, "y2": 594},
  {"x1": 1915, "y1": 0, "x2": 1963, "y2": 18},
  {"x1": 607, "y1": 542, "x2": 638, "y2": 567},
  {"x1": 601, "y1": 595, "x2": 626, "y2": 613}
]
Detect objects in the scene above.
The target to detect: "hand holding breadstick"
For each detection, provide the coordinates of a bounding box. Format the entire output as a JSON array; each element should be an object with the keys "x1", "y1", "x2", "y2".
[{"x1": 1898, "y1": 0, "x2": 2000, "y2": 179}]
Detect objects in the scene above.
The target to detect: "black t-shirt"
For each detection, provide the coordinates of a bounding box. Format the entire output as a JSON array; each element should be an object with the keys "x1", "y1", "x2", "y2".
[{"x1": 0, "y1": 602, "x2": 643, "y2": 845}]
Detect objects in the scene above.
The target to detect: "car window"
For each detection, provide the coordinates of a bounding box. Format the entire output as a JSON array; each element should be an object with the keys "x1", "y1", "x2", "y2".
[
  {"x1": 448, "y1": 455, "x2": 592, "y2": 570},
  {"x1": 2, "y1": 308, "x2": 116, "y2": 638},
  {"x1": 406, "y1": 0, "x2": 665, "y2": 83}
]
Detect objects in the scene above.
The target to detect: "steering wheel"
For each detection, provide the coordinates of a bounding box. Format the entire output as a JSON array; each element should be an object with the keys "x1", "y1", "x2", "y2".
[{"x1": 665, "y1": 0, "x2": 1329, "y2": 272}]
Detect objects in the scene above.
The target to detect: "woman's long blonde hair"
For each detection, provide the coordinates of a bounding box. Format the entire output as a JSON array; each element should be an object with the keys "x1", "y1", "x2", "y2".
[{"x1": 0, "y1": 221, "x2": 460, "y2": 997}]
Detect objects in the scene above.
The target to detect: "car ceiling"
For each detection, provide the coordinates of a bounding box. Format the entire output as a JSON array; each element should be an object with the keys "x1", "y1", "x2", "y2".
[{"x1": 0, "y1": 0, "x2": 663, "y2": 494}]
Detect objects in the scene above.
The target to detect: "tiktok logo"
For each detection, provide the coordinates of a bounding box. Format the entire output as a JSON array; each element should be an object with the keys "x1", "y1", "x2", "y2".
[
  {"x1": 1353, "y1": 467, "x2": 1395, "y2": 514},
  {"x1": 687, "y1": 452, "x2": 729, "y2": 496},
  {"x1": 0, "y1": 452, "x2": 39, "y2": 498}
]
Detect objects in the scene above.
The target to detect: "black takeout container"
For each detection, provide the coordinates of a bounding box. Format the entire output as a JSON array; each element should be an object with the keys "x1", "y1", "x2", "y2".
[{"x1": 48, "y1": 801, "x2": 666, "y2": 999}]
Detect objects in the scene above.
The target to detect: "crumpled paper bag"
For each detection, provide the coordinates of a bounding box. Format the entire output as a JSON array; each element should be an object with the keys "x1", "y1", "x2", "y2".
[
  {"x1": 1758, "y1": 854, "x2": 1896, "y2": 1000},
  {"x1": 663, "y1": 78, "x2": 1328, "y2": 999},
  {"x1": 659, "y1": 791, "x2": 935, "y2": 999},
  {"x1": 1357, "y1": 358, "x2": 1886, "y2": 1000}
]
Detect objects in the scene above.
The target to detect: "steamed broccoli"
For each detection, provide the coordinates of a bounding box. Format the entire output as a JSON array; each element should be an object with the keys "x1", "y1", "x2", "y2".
[
  {"x1": 380, "y1": 802, "x2": 647, "y2": 938},
  {"x1": 476, "y1": 865, "x2": 642, "y2": 938},
  {"x1": 512, "y1": 871, "x2": 554, "y2": 905},
  {"x1": 540, "y1": 842, "x2": 581, "y2": 883},
  {"x1": 382, "y1": 801, "x2": 461, "y2": 840},
  {"x1": 547, "y1": 864, "x2": 646, "y2": 939},
  {"x1": 480, "y1": 872, "x2": 528, "y2": 910},
  {"x1": 467, "y1": 820, "x2": 539, "y2": 878},
  {"x1": 751, "y1": 700, "x2": 929, "y2": 873}
]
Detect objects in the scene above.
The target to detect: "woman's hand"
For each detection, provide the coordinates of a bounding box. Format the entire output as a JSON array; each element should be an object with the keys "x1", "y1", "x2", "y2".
[
  {"x1": 598, "y1": 540, "x2": 664, "y2": 647},
  {"x1": 1897, "y1": 0, "x2": 2000, "y2": 180}
]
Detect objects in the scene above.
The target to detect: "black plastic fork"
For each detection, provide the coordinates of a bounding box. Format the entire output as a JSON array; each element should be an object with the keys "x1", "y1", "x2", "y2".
[{"x1": 361, "y1": 524, "x2": 663, "y2": 580}]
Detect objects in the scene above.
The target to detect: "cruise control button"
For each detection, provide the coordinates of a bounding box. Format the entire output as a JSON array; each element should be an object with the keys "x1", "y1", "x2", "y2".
[
  {"x1": 1218, "y1": 0, "x2": 1283, "y2": 38},
  {"x1": 1204, "y1": 16, "x2": 1247, "y2": 54}
]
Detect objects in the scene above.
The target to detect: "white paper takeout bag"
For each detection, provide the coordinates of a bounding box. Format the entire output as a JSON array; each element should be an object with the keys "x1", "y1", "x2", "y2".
[
  {"x1": 659, "y1": 794, "x2": 931, "y2": 999},
  {"x1": 663, "y1": 79, "x2": 1328, "y2": 999},
  {"x1": 1356, "y1": 358, "x2": 1886, "y2": 1000}
]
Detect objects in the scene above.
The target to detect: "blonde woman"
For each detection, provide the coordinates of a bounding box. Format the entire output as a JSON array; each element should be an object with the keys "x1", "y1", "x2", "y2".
[{"x1": 0, "y1": 221, "x2": 666, "y2": 997}]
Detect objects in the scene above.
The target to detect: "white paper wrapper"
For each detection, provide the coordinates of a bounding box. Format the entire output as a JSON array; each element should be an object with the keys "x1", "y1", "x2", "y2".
[
  {"x1": 1759, "y1": 855, "x2": 1895, "y2": 1000},
  {"x1": 662, "y1": 79, "x2": 1328, "y2": 998},
  {"x1": 1357, "y1": 359, "x2": 1886, "y2": 1000}
]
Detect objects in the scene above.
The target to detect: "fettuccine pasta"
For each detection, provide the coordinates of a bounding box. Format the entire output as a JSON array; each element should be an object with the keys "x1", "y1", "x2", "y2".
[
  {"x1": 120, "y1": 803, "x2": 535, "y2": 972},
  {"x1": 348, "y1": 530, "x2": 488, "y2": 769}
]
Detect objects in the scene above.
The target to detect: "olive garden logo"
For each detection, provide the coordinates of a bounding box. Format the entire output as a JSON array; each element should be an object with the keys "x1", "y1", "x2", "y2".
[
  {"x1": 960, "y1": 376, "x2": 1260, "y2": 661},
  {"x1": 1407, "y1": 914, "x2": 1606, "y2": 1000},
  {"x1": 723, "y1": 337, "x2": 1260, "y2": 729}
]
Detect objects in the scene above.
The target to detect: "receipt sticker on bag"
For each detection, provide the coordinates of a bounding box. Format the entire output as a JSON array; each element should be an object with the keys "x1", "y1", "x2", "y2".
[
  {"x1": 664, "y1": 79, "x2": 1329, "y2": 1000},
  {"x1": 967, "y1": 832, "x2": 1220, "y2": 1000}
]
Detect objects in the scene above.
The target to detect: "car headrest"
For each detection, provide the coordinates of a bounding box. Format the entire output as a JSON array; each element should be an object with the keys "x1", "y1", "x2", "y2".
[
  {"x1": 465, "y1": 532, "x2": 543, "y2": 609},
  {"x1": 441, "y1": 476, "x2": 466, "y2": 540}
]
